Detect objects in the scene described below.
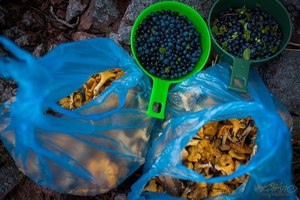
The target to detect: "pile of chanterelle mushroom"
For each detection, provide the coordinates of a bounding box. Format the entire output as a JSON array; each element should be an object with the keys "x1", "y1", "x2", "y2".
[{"x1": 144, "y1": 117, "x2": 258, "y2": 199}]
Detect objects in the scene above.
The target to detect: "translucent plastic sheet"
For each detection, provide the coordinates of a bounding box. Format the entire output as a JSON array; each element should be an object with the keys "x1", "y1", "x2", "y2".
[
  {"x1": 129, "y1": 63, "x2": 294, "y2": 200},
  {"x1": 0, "y1": 37, "x2": 155, "y2": 195}
]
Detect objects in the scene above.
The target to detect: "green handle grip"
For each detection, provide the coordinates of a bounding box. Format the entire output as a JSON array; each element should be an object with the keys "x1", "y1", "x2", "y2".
[
  {"x1": 147, "y1": 79, "x2": 171, "y2": 119},
  {"x1": 228, "y1": 58, "x2": 251, "y2": 93}
]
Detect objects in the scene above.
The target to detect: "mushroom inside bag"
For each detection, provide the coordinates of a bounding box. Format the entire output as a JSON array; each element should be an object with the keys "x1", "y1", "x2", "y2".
[
  {"x1": 129, "y1": 63, "x2": 295, "y2": 200},
  {"x1": 0, "y1": 37, "x2": 156, "y2": 195}
]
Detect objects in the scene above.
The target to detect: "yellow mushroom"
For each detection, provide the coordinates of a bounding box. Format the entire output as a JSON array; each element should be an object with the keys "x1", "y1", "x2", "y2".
[
  {"x1": 209, "y1": 183, "x2": 233, "y2": 197},
  {"x1": 73, "y1": 92, "x2": 83, "y2": 108},
  {"x1": 217, "y1": 125, "x2": 233, "y2": 146},
  {"x1": 187, "y1": 146, "x2": 201, "y2": 162},
  {"x1": 144, "y1": 179, "x2": 158, "y2": 192},
  {"x1": 189, "y1": 182, "x2": 209, "y2": 199},
  {"x1": 187, "y1": 139, "x2": 200, "y2": 147},
  {"x1": 194, "y1": 162, "x2": 212, "y2": 175},
  {"x1": 58, "y1": 97, "x2": 72, "y2": 109},
  {"x1": 203, "y1": 122, "x2": 219, "y2": 138},
  {"x1": 181, "y1": 148, "x2": 188, "y2": 161},
  {"x1": 58, "y1": 68, "x2": 124, "y2": 110},
  {"x1": 229, "y1": 118, "x2": 246, "y2": 135},
  {"x1": 187, "y1": 162, "x2": 194, "y2": 170},
  {"x1": 215, "y1": 155, "x2": 235, "y2": 175},
  {"x1": 235, "y1": 175, "x2": 249, "y2": 184},
  {"x1": 197, "y1": 127, "x2": 205, "y2": 139},
  {"x1": 229, "y1": 141, "x2": 253, "y2": 154},
  {"x1": 228, "y1": 149, "x2": 247, "y2": 160}
]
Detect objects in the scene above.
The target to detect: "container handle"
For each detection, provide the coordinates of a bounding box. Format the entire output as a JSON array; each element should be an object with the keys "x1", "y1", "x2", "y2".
[
  {"x1": 228, "y1": 58, "x2": 251, "y2": 93},
  {"x1": 147, "y1": 79, "x2": 171, "y2": 119}
]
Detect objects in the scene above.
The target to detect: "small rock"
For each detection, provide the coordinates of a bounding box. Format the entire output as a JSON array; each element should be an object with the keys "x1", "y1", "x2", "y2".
[
  {"x1": 14, "y1": 35, "x2": 29, "y2": 47},
  {"x1": 11, "y1": 88, "x2": 17, "y2": 96},
  {"x1": 109, "y1": 32, "x2": 119, "y2": 44},
  {"x1": 49, "y1": 0, "x2": 65, "y2": 6},
  {"x1": 92, "y1": 0, "x2": 120, "y2": 32},
  {"x1": 3, "y1": 26, "x2": 25, "y2": 40},
  {"x1": 288, "y1": 5, "x2": 295, "y2": 11},
  {"x1": 114, "y1": 193, "x2": 127, "y2": 200},
  {"x1": 33, "y1": 44, "x2": 47, "y2": 58},
  {"x1": 41, "y1": 0, "x2": 51, "y2": 10},
  {"x1": 117, "y1": 22, "x2": 132, "y2": 46},
  {"x1": 79, "y1": 0, "x2": 120, "y2": 32},
  {"x1": 123, "y1": 0, "x2": 156, "y2": 23},
  {"x1": 29, "y1": 32, "x2": 39, "y2": 45},
  {"x1": 55, "y1": 32, "x2": 69, "y2": 44},
  {"x1": 78, "y1": 0, "x2": 95, "y2": 30},
  {"x1": 56, "y1": 8, "x2": 67, "y2": 20},
  {"x1": 66, "y1": 0, "x2": 90, "y2": 22},
  {"x1": 21, "y1": 11, "x2": 36, "y2": 27},
  {"x1": 72, "y1": 31, "x2": 96, "y2": 41},
  {"x1": 0, "y1": 94, "x2": 6, "y2": 103},
  {"x1": 0, "y1": 82, "x2": 4, "y2": 93},
  {"x1": 0, "y1": 6, "x2": 7, "y2": 27}
]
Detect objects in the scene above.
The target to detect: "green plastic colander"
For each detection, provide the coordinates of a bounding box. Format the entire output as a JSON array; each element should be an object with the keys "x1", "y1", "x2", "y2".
[{"x1": 131, "y1": 1, "x2": 211, "y2": 119}]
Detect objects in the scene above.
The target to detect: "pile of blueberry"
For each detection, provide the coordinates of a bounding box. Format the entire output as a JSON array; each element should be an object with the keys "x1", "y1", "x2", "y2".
[
  {"x1": 211, "y1": 7, "x2": 282, "y2": 60},
  {"x1": 134, "y1": 10, "x2": 202, "y2": 80}
]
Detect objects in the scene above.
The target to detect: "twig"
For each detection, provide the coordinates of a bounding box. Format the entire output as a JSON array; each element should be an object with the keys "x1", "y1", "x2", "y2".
[
  {"x1": 212, "y1": 54, "x2": 219, "y2": 65},
  {"x1": 289, "y1": 42, "x2": 300, "y2": 47},
  {"x1": 49, "y1": 6, "x2": 79, "y2": 29},
  {"x1": 284, "y1": 48, "x2": 300, "y2": 52},
  {"x1": 29, "y1": 6, "x2": 56, "y2": 21},
  {"x1": 223, "y1": 13, "x2": 238, "y2": 17}
]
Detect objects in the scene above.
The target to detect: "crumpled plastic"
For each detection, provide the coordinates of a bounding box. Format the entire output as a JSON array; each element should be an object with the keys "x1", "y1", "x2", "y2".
[
  {"x1": 128, "y1": 63, "x2": 295, "y2": 200},
  {"x1": 0, "y1": 37, "x2": 155, "y2": 195}
]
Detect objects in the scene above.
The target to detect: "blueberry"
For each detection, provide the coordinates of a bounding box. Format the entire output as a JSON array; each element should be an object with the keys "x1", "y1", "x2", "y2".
[
  {"x1": 276, "y1": 40, "x2": 281, "y2": 46},
  {"x1": 163, "y1": 58, "x2": 169, "y2": 65},
  {"x1": 150, "y1": 69, "x2": 155, "y2": 74},
  {"x1": 159, "y1": 54, "x2": 164, "y2": 60},
  {"x1": 135, "y1": 10, "x2": 201, "y2": 79}
]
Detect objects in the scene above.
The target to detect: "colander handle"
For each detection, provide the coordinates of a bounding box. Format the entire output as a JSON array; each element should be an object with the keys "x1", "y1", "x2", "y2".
[
  {"x1": 147, "y1": 79, "x2": 171, "y2": 119},
  {"x1": 228, "y1": 58, "x2": 251, "y2": 94}
]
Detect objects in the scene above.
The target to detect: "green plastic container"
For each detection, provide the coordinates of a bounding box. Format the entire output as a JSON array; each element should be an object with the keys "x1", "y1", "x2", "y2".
[
  {"x1": 131, "y1": 1, "x2": 211, "y2": 119},
  {"x1": 208, "y1": 0, "x2": 292, "y2": 93}
]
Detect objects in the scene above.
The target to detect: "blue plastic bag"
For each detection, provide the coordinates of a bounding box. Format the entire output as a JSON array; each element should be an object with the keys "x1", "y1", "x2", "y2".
[
  {"x1": 0, "y1": 37, "x2": 155, "y2": 195},
  {"x1": 128, "y1": 63, "x2": 295, "y2": 200}
]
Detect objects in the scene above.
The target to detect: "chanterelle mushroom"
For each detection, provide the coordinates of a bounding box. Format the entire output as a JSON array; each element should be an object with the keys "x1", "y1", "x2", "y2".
[
  {"x1": 229, "y1": 118, "x2": 246, "y2": 134},
  {"x1": 209, "y1": 183, "x2": 233, "y2": 197},
  {"x1": 144, "y1": 117, "x2": 258, "y2": 199},
  {"x1": 215, "y1": 154, "x2": 235, "y2": 175},
  {"x1": 58, "y1": 68, "x2": 124, "y2": 110}
]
